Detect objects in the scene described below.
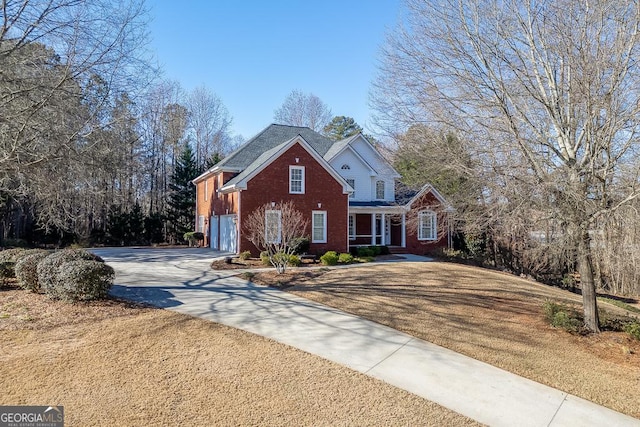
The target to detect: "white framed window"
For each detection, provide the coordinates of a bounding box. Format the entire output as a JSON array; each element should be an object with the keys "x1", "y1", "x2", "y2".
[
  {"x1": 346, "y1": 178, "x2": 355, "y2": 199},
  {"x1": 418, "y1": 210, "x2": 437, "y2": 241},
  {"x1": 198, "y1": 215, "x2": 205, "y2": 233},
  {"x1": 348, "y1": 214, "x2": 356, "y2": 240},
  {"x1": 265, "y1": 210, "x2": 282, "y2": 244},
  {"x1": 289, "y1": 166, "x2": 305, "y2": 194},
  {"x1": 312, "y1": 210, "x2": 327, "y2": 243},
  {"x1": 375, "y1": 180, "x2": 385, "y2": 200}
]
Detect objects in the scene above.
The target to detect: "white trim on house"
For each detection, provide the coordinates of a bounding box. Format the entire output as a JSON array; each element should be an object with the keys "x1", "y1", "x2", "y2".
[
  {"x1": 312, "y1": 210, "x2": 327, "y2": 243},
  {"x1": 192, "y1": 165, "x2": 242, "y2": 184},
  {"x1": 418, "y1": 210, "x2": 437, "y2": 241},
  {"x1": 348, "y1": 214, "x2": 356, "y2": 240},
  {"x1": 289, "y1": 165, "x2": 305, "y2": 194}
]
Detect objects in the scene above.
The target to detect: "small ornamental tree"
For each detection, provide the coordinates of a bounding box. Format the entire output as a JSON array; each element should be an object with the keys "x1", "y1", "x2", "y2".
[{"x1": 244, "y1": 201, "x2": 309, "y2": 274}]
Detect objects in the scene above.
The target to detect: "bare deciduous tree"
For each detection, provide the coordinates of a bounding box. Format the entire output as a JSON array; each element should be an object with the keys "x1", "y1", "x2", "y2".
[
  {"x1": 244, "y1": 201, "x2": 308, "y2": 274},
  {"x1": 187, "y1": 85, "x2": 233, "y2": 169},
  {"x1": 373, "y1": 0, "x2": 640, "y2": 332},
  {"x1": 0, "y1": 0, "x2": 155, "y2": 231},
  {"x1": 274, "y1": 90, "x2": 332, "y2": 132}
]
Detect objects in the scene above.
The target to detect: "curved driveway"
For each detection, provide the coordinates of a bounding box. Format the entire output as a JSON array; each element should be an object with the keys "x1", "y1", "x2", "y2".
[{"x1": 94, "y1": 247, "x2": 640, "y2": 427}]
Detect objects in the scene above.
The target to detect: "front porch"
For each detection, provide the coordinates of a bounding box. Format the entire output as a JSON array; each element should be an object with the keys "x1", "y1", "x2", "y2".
[{"x1": 348, "y1": 203, "x2": 407, "y2": 250}]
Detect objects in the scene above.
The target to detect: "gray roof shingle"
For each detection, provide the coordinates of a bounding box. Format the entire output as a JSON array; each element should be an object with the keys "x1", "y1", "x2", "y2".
[{"x1": 217, "y1": 124, "x2": 334, "y2": 170}]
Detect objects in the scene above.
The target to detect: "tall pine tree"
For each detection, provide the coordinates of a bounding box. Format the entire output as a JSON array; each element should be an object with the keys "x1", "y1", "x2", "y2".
[{"x1": 168, "y1": 144, "x2": 200, "y2": 243}]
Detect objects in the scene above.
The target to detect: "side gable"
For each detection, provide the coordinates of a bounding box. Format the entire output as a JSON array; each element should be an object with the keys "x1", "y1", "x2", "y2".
[
  {"x1": 326, "y1": 134, "x2": 401, "y2": 179},
  {"x1": 220, "y1": 135, "x2": 352, "y2": 195},
  {"x1": 403, "y1": 183, "x2": 453, "y2": 211}
]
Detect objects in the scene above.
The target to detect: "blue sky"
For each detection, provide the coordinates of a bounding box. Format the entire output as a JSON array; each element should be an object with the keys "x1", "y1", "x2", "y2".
[{"x1": 147, "y1": 1, "x2": 402, "y2": 139}]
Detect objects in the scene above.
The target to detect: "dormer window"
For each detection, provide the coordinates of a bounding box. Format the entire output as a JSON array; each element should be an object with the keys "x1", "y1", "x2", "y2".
[
  {"x1": 341, "y1": 164, "x2": 350, "y2": 170},
  {"x1": 375, "y1": 180, "x2": 385, "y2": 200}
]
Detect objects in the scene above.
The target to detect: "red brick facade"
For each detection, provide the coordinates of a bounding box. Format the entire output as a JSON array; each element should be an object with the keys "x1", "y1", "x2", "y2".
[
  {"x1": 193, "y1": 125, "x2": 451, "y2": 256},
  {"x1": 404, "y1": 191, "x2": 449, "y2": 254},
  {"x1": 239, "y1": 142, "x2": 348, "y2": 256}
]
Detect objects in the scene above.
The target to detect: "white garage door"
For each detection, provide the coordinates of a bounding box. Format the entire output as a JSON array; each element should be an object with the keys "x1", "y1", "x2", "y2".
[
  {"x1": 210, "y1": 215, "x2": 219, "y2": 249},
  {"x1": 220, "y1": 214, "x2": 237, "y2": 253}
]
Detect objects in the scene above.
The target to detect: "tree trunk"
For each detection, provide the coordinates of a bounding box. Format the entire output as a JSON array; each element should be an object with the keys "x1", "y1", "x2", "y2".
[{"x1": 577, "y1": 228, "x2": 600, "y2": 333}]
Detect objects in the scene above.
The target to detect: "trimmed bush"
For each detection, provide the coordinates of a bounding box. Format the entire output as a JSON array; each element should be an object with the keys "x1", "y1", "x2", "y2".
[
  {"x1": 55, "y1": 260, "x2": 115, "y2": 301},
  {"x1": 260, "y1": 251, "x2": 271, "y2": 266},
  {"x1": 15, "y1": 250, "x2": 51, "y2": 292},
  {"x1": 338, "y1": 253, "x2": 354, "y2": 264},
  {"x1": 320, "y1": 251, "x2": 339, "y2": 266},
  {"x1": 37, "y1": 249, "x2": 104, "y2": 299},
  {"x1": 356, "y1": 247, "x2": 375, "y2": 257},
  {"x1": 239, "y1": 250, "x2": 252, "y2": 260},
  {"x1": 287, "y1": 254, "x2": 301, "y2": 267},
  {"x1": 0, "y1": 248, "x2": 28, "y2": 280},
  {"x1": 260, "y1": 251, "x2": 301, "y2": 268}
]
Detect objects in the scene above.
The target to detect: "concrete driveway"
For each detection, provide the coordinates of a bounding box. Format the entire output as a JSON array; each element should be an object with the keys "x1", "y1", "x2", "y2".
[{"x1": 94, "y1": 247, "x2": 640, "y2": 427}]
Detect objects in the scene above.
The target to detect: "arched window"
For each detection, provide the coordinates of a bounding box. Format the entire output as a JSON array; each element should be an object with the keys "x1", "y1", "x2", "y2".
[{"x1": 375, "y1": 180, "x2": 385, "y2": 199}]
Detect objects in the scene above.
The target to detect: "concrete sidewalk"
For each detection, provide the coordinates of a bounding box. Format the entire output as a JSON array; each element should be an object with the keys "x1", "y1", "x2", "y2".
[{"x1": 96, "y1": 248, "x2": 640, "y2": 427}]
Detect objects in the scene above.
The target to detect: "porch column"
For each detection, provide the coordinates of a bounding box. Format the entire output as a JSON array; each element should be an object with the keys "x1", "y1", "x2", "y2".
[
  {"x1": 381, "y1": 213, "x2": 386, "y2": 246},
  {"x1": 401, "y1": 213, "x2": 406, "y2": 247},
  {"x1": 371, "y1": 213, "x2": 376, "y2": 245}
]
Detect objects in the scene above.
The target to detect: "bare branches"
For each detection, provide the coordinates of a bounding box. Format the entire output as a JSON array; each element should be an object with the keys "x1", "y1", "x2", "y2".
[
  {"x1": 372, "y1": 0, "x2": 640, "y2": 329},
  {"x1": 274, "y1": 90, "x2": 332, "y2": 132},
  {"x1": 187, "y1": 85, "x2": 233, "y2": 168},
  {"x1": 244, "y1": 201, "x2": 309, "y2": 273}
]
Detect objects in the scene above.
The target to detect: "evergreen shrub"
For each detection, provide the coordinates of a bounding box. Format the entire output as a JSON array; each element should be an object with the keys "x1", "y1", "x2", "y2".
[
  {"x1": 55, "y1": 260, "x2": 115, "y2": 301},
  {"x1": 37, "y1": 249, "x2": 104, "y2": 299},
  {"x1": 320, "y1": 251, "x2": 339, "y2": 266},
  {"x1": 15, "y1": 250, "x2": 51, "y2": 292}
]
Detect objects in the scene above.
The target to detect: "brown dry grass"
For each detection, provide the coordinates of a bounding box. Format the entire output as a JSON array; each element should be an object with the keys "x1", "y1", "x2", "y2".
[
  {"x1": 262, "y1": 261, "x2": 640, "y2": 419},
  {"x1": 0, "y1": 286, "x2": 479, "y2": 427}
]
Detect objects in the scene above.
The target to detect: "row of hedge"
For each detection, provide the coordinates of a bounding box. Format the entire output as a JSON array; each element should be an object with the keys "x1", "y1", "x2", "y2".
[{"x1": 0, "y1": 248, "x2": 114, "y2": 302}]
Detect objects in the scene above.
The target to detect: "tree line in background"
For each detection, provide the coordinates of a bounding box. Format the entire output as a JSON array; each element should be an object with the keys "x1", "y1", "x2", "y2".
[
  {"x1": 0, "y1": 0, "x2": 237, "y2": 247},
  {"x1": 0, "y1": 0, "x2": 367, "y2": 249}
]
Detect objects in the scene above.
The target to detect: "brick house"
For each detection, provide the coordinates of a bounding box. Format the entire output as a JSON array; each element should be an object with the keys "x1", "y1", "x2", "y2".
[{"x1": 192, "y1": 124, "x2": 453, "y2": 256}]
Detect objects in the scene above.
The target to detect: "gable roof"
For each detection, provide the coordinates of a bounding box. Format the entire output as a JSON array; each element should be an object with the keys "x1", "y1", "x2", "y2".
[
  {"x1": 324, "y1": 133, "x2": 377, "y2": 175},
  {"x1": 192, "y1": 124, "x2": 335, "y2": 184},
  {"x1": 220, "y1": 124, "x2": 334, "y2": 169},
  {"x1": 325, "y1": 133, "x2": 401, "y2": 178},
  {"x1": 219, "y1": 134, "x2": 352, "y2": 194},
  {"x1": 396, "y1": 182, "x2": 454, "y2": 211}
]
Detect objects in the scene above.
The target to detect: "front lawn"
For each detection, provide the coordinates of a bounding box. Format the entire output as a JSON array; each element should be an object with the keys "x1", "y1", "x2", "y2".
[
  {"x1": 0, "y1": 286, "x2": 477, "y2": 426},
  {"x1": 278, "y1": 261, "x2": 640, "y2": 419}
]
